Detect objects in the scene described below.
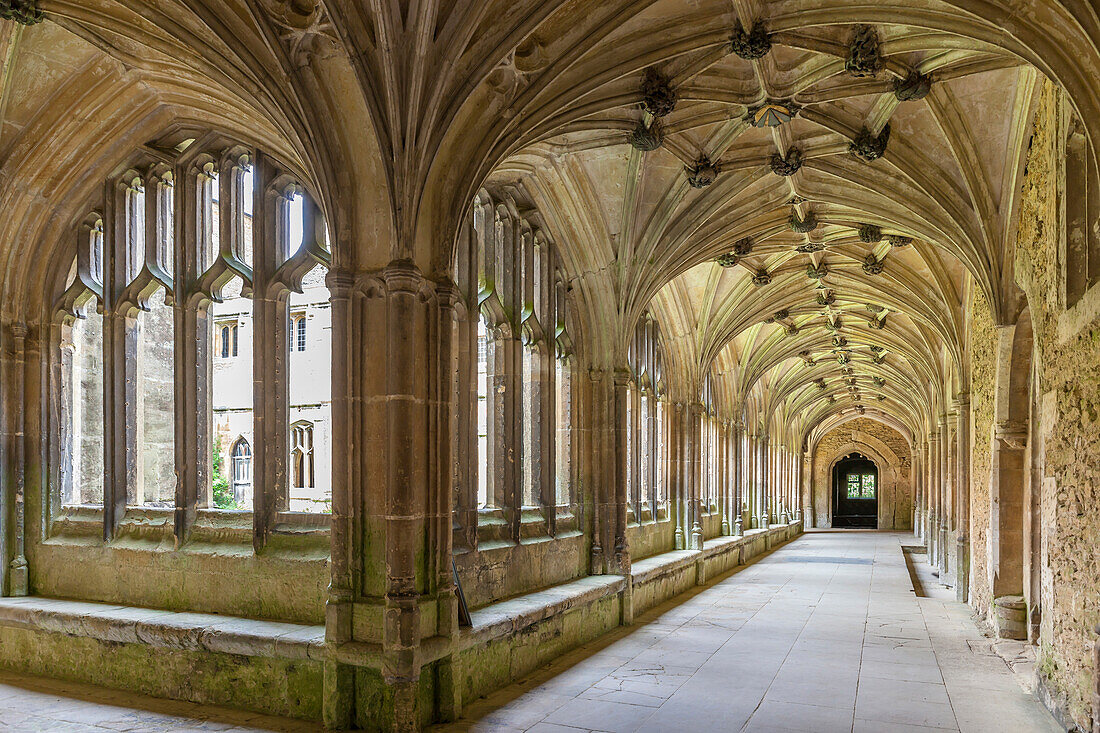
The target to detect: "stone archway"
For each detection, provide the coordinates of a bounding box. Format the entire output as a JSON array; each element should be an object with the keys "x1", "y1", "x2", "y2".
[{"x1": 810, "y1": 419, "x2": 913, "y2": 530}]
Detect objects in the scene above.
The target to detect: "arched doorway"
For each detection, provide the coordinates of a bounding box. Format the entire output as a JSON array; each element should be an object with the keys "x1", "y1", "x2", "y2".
[{"x1": 832, "y1": 453, "x2": 878, "y2": 528}]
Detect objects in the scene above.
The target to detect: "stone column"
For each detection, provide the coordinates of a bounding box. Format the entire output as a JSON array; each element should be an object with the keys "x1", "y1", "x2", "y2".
[
  {"x1": 939, "y1": 414, "x2": 951, "y2": 575},
  {"x1": 732, "y1": 421, "x2": 744, "y2": 536},
  {"x1": 688, "y1": 403, "x2": 703, "y2": 550},
  {"x1": 1, "y1": 323, "x2": 30, "y2": 596},
  {"x1": 720, "y1": 421, "x2": 731, "y2": 535},
  {"x1": 955, "y1": 393, "x2": 971, "y2": 602},
  {"x1": 926, "y1": 431, "x2": 937, "y2": 560},
  {"x1": 990, "y1": 419, "x2": 1028, "y2": 599},
  {"x1": 323, "y1": 262, "x2": 460, "y2": 729},
  {"x1": 759, "y1": 434, "x2": 770, "y2": 527},
  {"x1": 671, "y1": 402, "x2": 686, "y2": 550}
]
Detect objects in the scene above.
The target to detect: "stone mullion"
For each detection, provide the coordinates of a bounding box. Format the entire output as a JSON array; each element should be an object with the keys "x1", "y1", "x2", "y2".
[
  {"x1": 503, "y1": 332, "x2": 521, "y2": 538},
  {"x1": 250, "y1": 155, "x2": 288, "y2": 551},
  {"x1": 642, "y1": 391, "x2": 651, "y2": 517},
  {"x1": 628, "y1": 386, "x2": 641, "y2": 519},
  {"x1": 541, "y1": 341, "x2": 556, "y2": 535},
  {"x1": 955, "y1": 393, "x2": 971, "y2": 602},
  {"x1": 487, "y1": 328, "x2": 507, "y2": 514},
  {"x1": 452, "y1": 307, "x2": 476, "y2": 550},
  {"x1": 102, "y1": 179, "x2": 135, "y2": 539},
  {"x1": 173, "y1": 161, "x2": 205, "y2": 544}
]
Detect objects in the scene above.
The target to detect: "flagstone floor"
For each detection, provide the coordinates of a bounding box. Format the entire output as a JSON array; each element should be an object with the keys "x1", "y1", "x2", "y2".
[{"x1": 435, "y1": 530, "x2": 1061, "y2": 733}]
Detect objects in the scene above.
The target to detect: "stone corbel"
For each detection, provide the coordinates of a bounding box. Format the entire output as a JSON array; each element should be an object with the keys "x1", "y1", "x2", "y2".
[{"x1": 995, "y1": 420, "x2": 1028, "y2": 449}]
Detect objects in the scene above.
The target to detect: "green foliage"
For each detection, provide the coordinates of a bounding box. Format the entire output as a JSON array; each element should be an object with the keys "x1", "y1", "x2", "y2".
[{"x1": 212, "y1": 441, "x2": 238, "y2": 509}]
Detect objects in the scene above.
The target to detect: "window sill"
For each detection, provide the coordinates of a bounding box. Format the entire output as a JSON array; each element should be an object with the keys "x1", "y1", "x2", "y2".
[
  {"x1": 1058, "y1": 280, "x2": 1100, "y2": 343},
  {"x1": 46, "y1": 505, "x2": 329, "y2": 557}
]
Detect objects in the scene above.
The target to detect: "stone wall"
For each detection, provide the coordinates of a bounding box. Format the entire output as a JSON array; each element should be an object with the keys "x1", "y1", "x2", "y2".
[
  {"x1": 810, "y1": 417, "x2": 912, "y2": 529},
  {"x1": 958, "y1": 78, "x2": 1100, "y2": 726},
  {"x1": 979, "y1": 78, "x2": 1100, "y2": 727}
]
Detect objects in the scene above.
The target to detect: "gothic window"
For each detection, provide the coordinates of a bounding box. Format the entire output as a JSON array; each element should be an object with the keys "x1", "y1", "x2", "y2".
[
  {"x1": 217, "y1": 323, "x2": 239, "y2": 358},
  {"x1": 627, "y1": 313, "x2": 666, "y2": 521},
  {"x1": 453, "y1": 191, "x2": 568, "y2": 542},
  {"x1": 231, "y1": 438, "x2": 252, "y2": 498},
  {"x1": 291, "y1": 422, "x2": 315, "y2": 491},
  {"x1": 294, "y1": 315, "x2": 307, "y2": 351},
  {"x1": 51, "y1": 135, "x2": 331, "y2": 539},
  {"x1": 58, "y1": 217, "x2": 105, "y2": 507}
]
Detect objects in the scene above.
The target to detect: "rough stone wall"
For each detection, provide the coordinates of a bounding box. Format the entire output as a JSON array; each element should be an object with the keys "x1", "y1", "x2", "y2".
[
  {"x1": 997, "y1": 78, "x2": 1100, "y2": 726},
  {"x1": 810, "y1": 418, "x2": 912, "y2": 529},
  {"x1": 967, "y1": 287, "x2": 998, "y2": 617}
]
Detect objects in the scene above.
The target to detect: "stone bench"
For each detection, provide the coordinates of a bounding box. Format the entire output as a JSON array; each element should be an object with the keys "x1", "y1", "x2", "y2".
[{"x1": 0, "y1": 596, "x2": 325, "y2": 661}]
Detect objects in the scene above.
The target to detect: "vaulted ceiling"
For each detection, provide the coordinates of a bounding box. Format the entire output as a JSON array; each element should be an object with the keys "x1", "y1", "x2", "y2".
[
  {"x1": 0, "y1": 0, "x2": 1086, "y2": 453},
  {"x1": 484, "y1": 7, "x2": 1041, "y2": 450}
]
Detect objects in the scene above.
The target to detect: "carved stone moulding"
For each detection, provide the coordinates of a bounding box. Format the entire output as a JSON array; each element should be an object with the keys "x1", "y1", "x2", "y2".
[
  {"x1": 795, "y1": 242, "x2": 824, "y2": 253},
  {"x1": 816, "y1": 290, "x2": 835, "y2": 306},
  {"x1": 785, "y1": 323, "x2": 800, "y2": 335},
  {"x1": 814, "y1": 378, "x2": 827, "y2": 390},
  {"x1": 846, "y1": 25, "x2": 883, "y2": 77},
  {"x1": 751, "y1": 269, "x2": 772, "y2": 286},
  {"x1": 858, "y1": 223, "x2": 882, "y2": 243},
  {"x1": 642, "y1": 68, "x2": 678, "y2": 117},
  {"x1": 887, "y1": 234, "x2": 913, "y2": 247},
  {"x1": 716, "y1": 252, "x2": 740, "y2": 268},
  {"x1": 747, "y1": 102, "x2": 796, "y2": 128},
  {"x1": 1, "y1": 0, "x2": 42, "y2": 24},
  {"x1": 894, "y1": 71, "x2": 932, "y2": 101},
  {"x1": 789, "y1": 210, "x2": 818, "y2": 233},
  {"x1": 687, "y1": 155, "x2": 720, "y2": 188},
  {"x1": 629, "y1": 120, "x2": 663, "y2": 151},
  {"x1": 732, "y1": 236, "x2": 754, "y2": 256},
  {"x1": 730, "y1": 23, "x2": 772, "y2": 60},
  {"x1": 770, "y1": 148, "x2": 803, "y2": 176},
  {"x1": 850, "y1": 125, "x2": 890, "y2": 162},
  {"x1": 862, "y1": 253, "x2": 885, "y2": 275},
  {"x1": 807, "y1": 262, "x2": 829, "y2": 280}
]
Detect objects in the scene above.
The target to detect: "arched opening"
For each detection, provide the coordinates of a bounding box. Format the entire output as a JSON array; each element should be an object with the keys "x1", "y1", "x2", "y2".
[
  {"x1": 989, "y1": 306, "x2": 1036, "y2": 637},
  {"x1": 832, "y1": 452, "x2": 879, "y2": 529}
]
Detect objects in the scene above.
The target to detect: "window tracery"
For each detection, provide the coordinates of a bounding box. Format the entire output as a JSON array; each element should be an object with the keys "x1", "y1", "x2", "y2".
[
  {"x1": 452, "y1": 190, "x2": 575, "y2": 550},
  {"x1": 627, "y1": 313, "x2": 667, "y2": 522},
  {"x1": 49, "y1": 132, "x2": 332, "y2": 542}
]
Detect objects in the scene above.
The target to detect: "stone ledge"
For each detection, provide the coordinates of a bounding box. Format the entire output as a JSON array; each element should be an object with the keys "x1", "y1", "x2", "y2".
[
  {"x1": 462, "y1": 574, "x2": 625, "y2": 648},
  {"x1": 463, "y1": 521, "x2": 802, "y2": 650},
  {"x1": 0, "y1": 597, "x2": 325, "y2": 661}
]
